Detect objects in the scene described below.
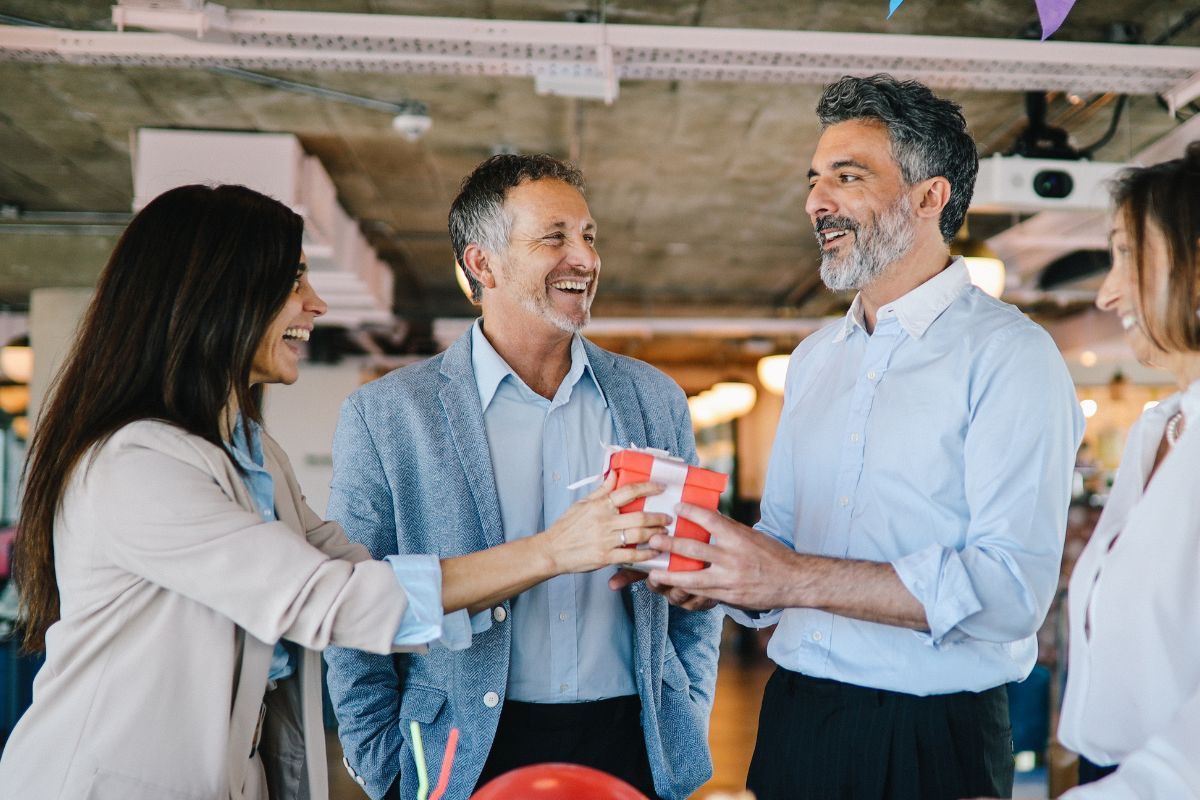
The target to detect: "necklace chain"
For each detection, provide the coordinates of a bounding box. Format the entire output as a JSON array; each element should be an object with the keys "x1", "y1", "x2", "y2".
[{"x1": 1167, "y1": 411, "x2": 1186, "y2": 447}]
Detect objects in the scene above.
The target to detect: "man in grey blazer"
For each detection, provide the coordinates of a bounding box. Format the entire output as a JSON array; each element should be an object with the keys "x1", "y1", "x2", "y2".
[{"x1": 324, "y1": 154, "x2": 722, "y2": 800}]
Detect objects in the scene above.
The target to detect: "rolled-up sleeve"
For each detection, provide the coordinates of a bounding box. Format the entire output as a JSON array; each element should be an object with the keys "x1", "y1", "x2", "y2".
[
  {"x1": 894, "y1": 325, "x2": 1083, "y2": 647},
  {"x1": 386, "y1": 554, "x2": 489, "y2": 651}
]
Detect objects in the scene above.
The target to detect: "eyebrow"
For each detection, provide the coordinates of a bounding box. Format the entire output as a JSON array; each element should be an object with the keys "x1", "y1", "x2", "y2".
[
  {"x1": 296, "y1": 261, "x2": 309, "y2": 274},
  {"x1": 542, "y1": 220, "x2": 597, "y2": 232},
  {"x1": 807, "y1": 159, "x2": 872, "y2": 179}
]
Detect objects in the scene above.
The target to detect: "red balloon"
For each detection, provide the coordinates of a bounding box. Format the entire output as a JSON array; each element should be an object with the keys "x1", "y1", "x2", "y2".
[{"x1": 471, "y1": 763, "x2": 650, "y2": 800}]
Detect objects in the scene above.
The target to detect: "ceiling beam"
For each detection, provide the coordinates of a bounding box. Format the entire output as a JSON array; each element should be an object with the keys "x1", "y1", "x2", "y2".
[{"x1": 2, "y1": 8, "x2": 1198, "y2": 101}]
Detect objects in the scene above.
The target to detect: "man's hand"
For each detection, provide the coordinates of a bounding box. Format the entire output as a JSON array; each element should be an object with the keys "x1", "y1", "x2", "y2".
[
  {"x1": 645, "y1": 503, "x2": 801, "y2": 610},
  {"x1": 607, "y1": 568, "x2": 718, "y2": 611},
  {"x1": 650, "y1": 504, "x2": 930, "y2": 630}
]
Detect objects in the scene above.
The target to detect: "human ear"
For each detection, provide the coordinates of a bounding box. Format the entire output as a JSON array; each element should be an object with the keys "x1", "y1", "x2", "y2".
[
  {"x1": 461, "y1": 244, "x2": 497, "y2": 290},
  {"x1": 913, "y1": 176, "x2": 951, "y2": 220}
]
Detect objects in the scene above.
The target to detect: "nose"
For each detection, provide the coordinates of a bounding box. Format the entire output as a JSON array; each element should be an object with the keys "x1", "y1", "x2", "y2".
[
  {"x1": 805, "y1": 179, "x2": 835, "y2": 223},
  {"x1": 1094, "y1": 268, "x2": 1120, "y2": 313},
  {"x1": 304, "y1": 281, "x2": 328, "y2": 318},
  {"x1": 570, "y1": 235, "x2": 600, "y2": 272}
]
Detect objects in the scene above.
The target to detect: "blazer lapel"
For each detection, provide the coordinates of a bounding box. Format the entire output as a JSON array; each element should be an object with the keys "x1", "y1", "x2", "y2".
[
  {"x1": 583, "y1": 339, "x2": 662, "y2": 667},
  {"x1": 584, "y1": 339, "x2": 649, "y2": 450},
  {"x1": 439, "y1": 328, "x2": 506, "y2": 549}
]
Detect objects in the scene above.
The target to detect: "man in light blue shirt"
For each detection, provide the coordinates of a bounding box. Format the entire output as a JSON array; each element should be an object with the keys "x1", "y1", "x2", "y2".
[
  {"x1": 324, "y1": 155, "x2": 721, "y2": 800},
  {"x1": 648, "y1": 75, "x2": 1084, "y2": 800}
]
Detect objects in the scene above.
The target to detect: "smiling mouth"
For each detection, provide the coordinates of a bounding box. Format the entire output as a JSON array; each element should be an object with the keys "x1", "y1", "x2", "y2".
[
  {"x1": 549, "y1": 278, "x2": 592, "y2": 294},
  {"x1": 283, "y1": 327, "x2": 310, "y2": 342},
  {"x1": 818, "y1": 229, "x2": 851, "y2": 249}
]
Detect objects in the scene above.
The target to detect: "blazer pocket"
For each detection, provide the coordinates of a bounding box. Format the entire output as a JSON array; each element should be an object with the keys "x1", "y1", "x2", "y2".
[
  {"x1": 85, "y1": 769, "x2": 205, "y2": 800},
  {"x1": 400, "y1": 685, "x2": 448, "y2": 725},
  {"x1": 661, "y1": 652, "x2": 690, "y2": 692}
]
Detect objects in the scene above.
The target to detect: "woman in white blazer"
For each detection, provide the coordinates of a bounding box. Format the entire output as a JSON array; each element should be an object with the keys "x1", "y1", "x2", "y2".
[
  {"x1": 0, "y1": 184, "x2": 668, "y2": 800},
  {"x1": 1055, "y1": 143, "x2": 1200, "y2": 797}
]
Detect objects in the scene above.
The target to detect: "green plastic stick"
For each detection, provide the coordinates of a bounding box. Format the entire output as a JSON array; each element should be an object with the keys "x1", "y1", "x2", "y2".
[{"x1": 410, "y1": 720, "x2": 429, "y2": 800}]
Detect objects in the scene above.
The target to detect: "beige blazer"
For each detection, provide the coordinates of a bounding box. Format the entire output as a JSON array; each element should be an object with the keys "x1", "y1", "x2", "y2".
[{"x1": 0, "y1": 420, "x2": 410, "y2": 800}]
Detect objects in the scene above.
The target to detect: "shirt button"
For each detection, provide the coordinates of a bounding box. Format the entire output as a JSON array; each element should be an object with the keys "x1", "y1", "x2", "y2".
[
  {"x1": 850, "y1": 433, "x2": 860, "y2": 443},
  {"x1": 558, "y1": 611, "x2": 568, "y2": 622},
  {"x1": 493, "y1": 606, "x2": 507, "y2": 623},
  {"x1": 867, "y1": 370, "x2": 877, "y2": 380},
  {"x1": 812, "y1": 631, "x2": 823, "y2": 642},
  {"x1": 560, "y1": 683, "x2": 569, "y2": 693},
  {"x1": 483, "y1": 691, "x2": 499, "y2": 708},
  {"x1": 552, "y1": 471, "x2": 561, "y2": 482},
  {"x1": 839, "y1": 496, "x2": 849, "y2": 507}
]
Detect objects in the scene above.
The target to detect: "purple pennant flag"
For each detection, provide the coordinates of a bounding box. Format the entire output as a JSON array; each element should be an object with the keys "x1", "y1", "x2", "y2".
[
  {"x1": 1036, "y1": 0, "x2": 1078, "y2": 39},
  {"x1": 888, "y1": 0, "x2": 904, "y2": 17}
]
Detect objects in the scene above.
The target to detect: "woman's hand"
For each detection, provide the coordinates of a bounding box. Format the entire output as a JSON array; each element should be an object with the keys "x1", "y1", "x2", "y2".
[{"x1": 537, "y1": 472, "x2": 671, "y2": 575}]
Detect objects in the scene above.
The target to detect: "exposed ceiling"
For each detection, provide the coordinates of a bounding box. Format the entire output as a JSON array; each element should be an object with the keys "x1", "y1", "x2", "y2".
[{"x1": 0, "y1": 0, "x2": 1198, "y2": 365}]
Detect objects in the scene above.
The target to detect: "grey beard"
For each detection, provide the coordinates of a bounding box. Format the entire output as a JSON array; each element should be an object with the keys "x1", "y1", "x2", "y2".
[
  {"x1": 819, "y1": 196, "x2": 916, "y2": 292},
  {"x1": 519, "y1": 293, "x2": 589, "y2": 334}
]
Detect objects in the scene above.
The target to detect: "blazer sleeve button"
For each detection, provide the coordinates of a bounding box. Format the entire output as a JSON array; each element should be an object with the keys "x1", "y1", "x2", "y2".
[
  {"x1": 493, "y1": 606, "x2": 507, "y2": 622},
  {"x1": 483, "y1": 691, "x2": 500, "y2": 708}
]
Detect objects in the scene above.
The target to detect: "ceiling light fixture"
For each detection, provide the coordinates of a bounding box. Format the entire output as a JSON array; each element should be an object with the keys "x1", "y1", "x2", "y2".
[
  {"x1": 952, "y1": 222, "x2": 1007, "y2": 299},
  {"x1": 0, "y1": 335, "x2": 32, "y2": 384},
  {"x1": 756, "y1": 354, "x2": 790, "y2": 396},
  {"x1": 688, "y1": 381, "x2": 758, "y2": 429}
]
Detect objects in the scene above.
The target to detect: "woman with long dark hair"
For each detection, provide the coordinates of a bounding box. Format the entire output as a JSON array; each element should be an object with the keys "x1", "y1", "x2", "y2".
[
  {"x1": 0, "y1": 184, "x2": 666, "y2": 800},
  {"x1": 1055, "y1": 143, "x2": 1200, "y2": 797}
]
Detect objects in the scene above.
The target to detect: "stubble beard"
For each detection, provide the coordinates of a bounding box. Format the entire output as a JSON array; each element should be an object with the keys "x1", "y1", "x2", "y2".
[
  {"x1": 818, "y1": 194, "x2": 917, "y2": 292},
  {"x1": 521, "y1": 292, "x2": 591, "y2": 334},
  {"x1": 502, "y1": 260, "x2": 594, "y2": 334}
]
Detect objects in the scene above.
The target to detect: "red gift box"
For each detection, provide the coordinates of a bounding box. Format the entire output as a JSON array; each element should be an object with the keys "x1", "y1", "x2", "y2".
[{"x1": 607, "y1": 448, "x2": 728, "y2": 572}]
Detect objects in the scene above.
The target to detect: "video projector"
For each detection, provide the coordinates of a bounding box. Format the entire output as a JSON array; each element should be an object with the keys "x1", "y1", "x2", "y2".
[{"x1": 971, "y1": 154, "x2": 1130, "y2": 213}]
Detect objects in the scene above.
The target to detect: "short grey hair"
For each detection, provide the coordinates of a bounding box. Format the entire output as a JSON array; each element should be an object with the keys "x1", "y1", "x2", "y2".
[
  {"x1": 448, "y1": 154, "x2": 586, "y2": 301},
  {"x1": 816, "y1": 74, "x2": 978, "y2": 243}
]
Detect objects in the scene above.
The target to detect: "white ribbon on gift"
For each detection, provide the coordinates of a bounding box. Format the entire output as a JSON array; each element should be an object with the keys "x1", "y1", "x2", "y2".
[{"x1": 567, "y1": 443, "x2": 689, "y2": 572}]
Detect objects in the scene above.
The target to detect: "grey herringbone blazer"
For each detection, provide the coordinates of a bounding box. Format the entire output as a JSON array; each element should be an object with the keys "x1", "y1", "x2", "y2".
[{"x1": 324, "y1": 328, "x2": 722, "y2": 800}]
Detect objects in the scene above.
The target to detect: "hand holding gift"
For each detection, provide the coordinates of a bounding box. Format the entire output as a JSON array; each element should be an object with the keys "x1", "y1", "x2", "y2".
[
  {"x1": 646, "y1": 504, "x2": 805, "y2": 611},
  {"x1": 606, "y1": 447, "x2": 728, "y2": 572},
  {"x1": 538, "y1": 471, "x2": 671, "y2": 575}
]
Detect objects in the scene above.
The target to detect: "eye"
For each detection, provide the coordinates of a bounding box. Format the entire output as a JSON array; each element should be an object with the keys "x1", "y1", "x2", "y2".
[
  {"x1": 583, "y1": 233, "x2": 596, "y2": 244},
  {"x1": 292, "y1": 274, "x2": 304, "y2": 292},
  {"x1": 839, "y1": 173, "x2": 860, "y2": 183}
]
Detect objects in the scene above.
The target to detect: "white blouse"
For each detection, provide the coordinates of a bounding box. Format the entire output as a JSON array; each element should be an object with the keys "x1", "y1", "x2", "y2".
[{"x1": 1058, "y1": 380, "x2": 1200, "y2": 798}]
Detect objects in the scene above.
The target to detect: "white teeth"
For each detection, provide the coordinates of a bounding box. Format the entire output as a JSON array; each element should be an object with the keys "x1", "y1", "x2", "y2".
[
  {"x1": 1121, "y1": 314, "x2": 1137, "y2": 331},
  {"x1": 283, "y1": 327, "x2": 310, "y2": 342},
  {"x1": 822, "y1": 230, "x2": 848, "y2": 242},
  {"x1": 550, "y1": 280, "x2": 590, "y2": 291}
]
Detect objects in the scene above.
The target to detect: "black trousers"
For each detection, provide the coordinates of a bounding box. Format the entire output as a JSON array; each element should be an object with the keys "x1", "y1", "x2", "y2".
[
  {"x1": 1078, "y1": 756, "x2": 1118, "y2": 785},
  {"x1": 747, "y1": 668, "x2": 1014, "y2": 800},
  {"x1": 474, "y1": 696, "x2": 658, "y2": 799}
]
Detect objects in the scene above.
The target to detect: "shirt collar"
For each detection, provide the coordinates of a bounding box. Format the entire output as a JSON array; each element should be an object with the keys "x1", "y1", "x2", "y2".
[
  {"x1": 228, "y1": 415, "x2": 266, "y2": 471},
  {"x1": 1180, "y1": 379, "x2": 1200, "y2": 423},
  {"x1": 470, "y1": 318, "x2": 606, "y2": 410},
  {"x1": 833, "y1": 257, "x2": 971, "y2": 342}
]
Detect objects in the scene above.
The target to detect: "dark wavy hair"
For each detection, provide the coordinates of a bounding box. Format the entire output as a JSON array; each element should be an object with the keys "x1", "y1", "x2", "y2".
[
  {"x1": 449, "y1": 154, "x2": 585, "y2": 302},
  {"x1": 14, "y1": 183, "x2": 303, "y2": 652},
  {"x1": 1110, "y1": 142, "x2": 1200, "y2": 353},
  {"x1": 817, "y1": 74, "x2": 978, "y2": 243}
]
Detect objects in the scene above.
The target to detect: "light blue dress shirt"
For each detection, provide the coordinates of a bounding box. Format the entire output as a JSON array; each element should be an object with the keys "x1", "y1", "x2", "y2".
[
  {"x1": 470, "y1": 320, "x2": 638, "y2": 703},
  {"x1": 730, "y1": 259, "x2": 1084, "y2": 696},
  {"x1": 227, "y1": 417, "x2": 461, "y2": 685}
]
